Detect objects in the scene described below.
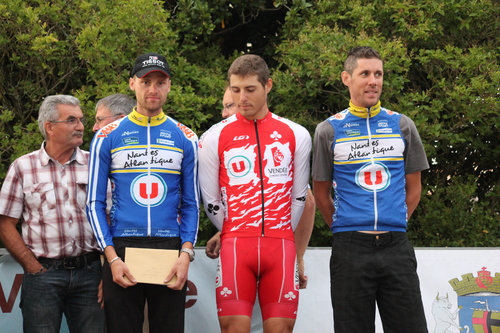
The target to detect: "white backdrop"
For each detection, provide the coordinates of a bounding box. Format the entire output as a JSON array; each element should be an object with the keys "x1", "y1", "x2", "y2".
[{"x1": 1, "y1": 247, "x2": 499, "y2": 333}]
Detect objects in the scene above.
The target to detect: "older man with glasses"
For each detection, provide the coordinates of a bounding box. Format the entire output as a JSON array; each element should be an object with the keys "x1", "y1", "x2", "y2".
[
  {"x1": 93, "y1": 93, "x2": 136, "y2": 132},
  {"x1": 0, "y1": 95, "x2": 104, "y2": 333}
]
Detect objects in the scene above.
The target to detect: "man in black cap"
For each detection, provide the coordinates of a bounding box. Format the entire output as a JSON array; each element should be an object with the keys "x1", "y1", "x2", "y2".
[{"x1": 86, "y1": 53, "x2": 199, "y2": 333}]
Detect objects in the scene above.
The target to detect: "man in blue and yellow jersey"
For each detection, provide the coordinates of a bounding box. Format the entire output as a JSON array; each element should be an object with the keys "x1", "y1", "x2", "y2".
[
  {"x1": 313, "y1": 46, "x2": 429, "y2": 333},
  {"x1": 86, "y1": 53, "x2": 199, "y2": 333}
]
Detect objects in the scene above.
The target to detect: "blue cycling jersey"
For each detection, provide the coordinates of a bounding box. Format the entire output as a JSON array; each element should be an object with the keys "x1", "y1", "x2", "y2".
[
  {"x1": 312, "y1": 101, "x2": 428, "y2": 233},
  {"x1": 327, "y1": 102, "x2": 407, "y2": 232},
  {"x1": 86, "y1": 109, "x2": 199, "y2": 250}
]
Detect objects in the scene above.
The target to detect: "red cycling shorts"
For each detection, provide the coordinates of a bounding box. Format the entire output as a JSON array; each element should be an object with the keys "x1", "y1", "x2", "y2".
[{"x1": 215, "y1": 236, "x2": 299, "y2": 321}]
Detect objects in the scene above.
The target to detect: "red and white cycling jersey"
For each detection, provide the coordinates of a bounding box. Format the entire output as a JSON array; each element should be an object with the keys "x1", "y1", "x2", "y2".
[{"x1": 198, "y1": 111, "x2": 311, "y2": 241}]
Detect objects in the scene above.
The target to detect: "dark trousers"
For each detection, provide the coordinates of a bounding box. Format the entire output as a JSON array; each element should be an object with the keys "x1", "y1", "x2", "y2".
[
  {"x1": 103, "y1": 237, "x2": 187, "y2": 333},
  {"x1": 330, "y1": 231, "x2": 428, "y2": 333}
]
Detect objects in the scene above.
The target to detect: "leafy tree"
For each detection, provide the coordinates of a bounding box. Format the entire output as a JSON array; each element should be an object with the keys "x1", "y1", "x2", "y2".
[
  {"x1": 1, "y1": 0, "x2": 499, "y2": 248},
  {"x1": 0, "y1": 0, "x2": 302, "y2": 247},
  {"x1": 274, "y1": 0, "x2": 500, "y2": 246}
]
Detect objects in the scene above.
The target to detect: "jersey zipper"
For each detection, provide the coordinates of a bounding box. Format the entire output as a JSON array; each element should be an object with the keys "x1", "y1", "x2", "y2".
[
  {"x1": 147, "y1": 116, "x2": 152, "y2": 236},
  {"x1": 254, "y1": 120, "x2": 266, "y2": 237},
  {"x1": 366, "y1": 107, "x2": 378, "y2": 230}
]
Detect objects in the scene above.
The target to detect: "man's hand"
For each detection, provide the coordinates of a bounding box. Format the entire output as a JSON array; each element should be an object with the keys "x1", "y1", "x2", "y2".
[
  {"x1": 0, "y1": 215, "x2": 43, "y2": 274},
  {"x1": 110, "y1": 258, "x2": 137, "y2": 288},
  {"x1": 97, "y1": 280, "x2": 104, "y2": 309},
  {"x1": 104, "y1": 246, "x2": 136, "y2": 288},
  {"x1": 165, "y1": 253, "x2": 190, "y2": 290},
  {"x1": 298, "y1": 259, "x2": 308, "y2": 289},
  {"x1": 205, "y1": 232, "x2": 221, "y2": 259}
]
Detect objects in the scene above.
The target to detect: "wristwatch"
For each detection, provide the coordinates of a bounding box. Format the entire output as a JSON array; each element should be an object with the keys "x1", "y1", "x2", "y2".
[{"x1": 180, "y1": 248, "x2": 195, "y2": 262}]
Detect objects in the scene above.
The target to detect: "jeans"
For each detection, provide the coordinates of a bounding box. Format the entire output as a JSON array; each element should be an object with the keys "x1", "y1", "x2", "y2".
[
  {"x1": 20, "y1": 259, "x2": 104, "y2": 333},
  {"x1": 330, "y1": 231, "x2": 428, "y2": 333}
]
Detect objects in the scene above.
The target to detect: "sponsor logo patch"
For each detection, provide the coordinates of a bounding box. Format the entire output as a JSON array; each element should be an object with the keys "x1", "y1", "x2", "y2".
[
  {"x1": 177, "y1": 122, "x2": 196, "y2": 139},
  {"x1": 122, "y1": 130, "x2": 139, "y2": 136},
  {"x1": 343, "y1": 123, "x2": 360, "y2": 128},
  {"x1": 123, "y1": 137, "x2": 139, "y2": 145},
  {"x1": 97, "y1": 123, "x2": 119, "y2": 137},
  {"x1": 156, "y1": 138, "x2": 174, "y2": 145},
  {"x1": 227, "y1": 155, "x2": 252, "y2": 178},
  {"x1": 130, "y1": 173, "x2": 167, "y2": 207},
  {"x1": 355, "y1": 162, "x2": 391, "y2": 192},
  {"x1": 344, "y1": 129, "x2": 361, "y2": 137},
  {"x1": 378, "y1": 120, "x2": 389, "y2": 127},
  {"x1": 376, "y1": 128, "x2": 393, "y2": 134}
]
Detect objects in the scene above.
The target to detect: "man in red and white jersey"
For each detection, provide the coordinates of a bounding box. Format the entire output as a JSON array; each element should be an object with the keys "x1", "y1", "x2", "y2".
[
  {"x1": 199, "y1": 55, "x2": 311, "y2": 333},
  {"x1": 205, "y1": 87, "x2": 316, "y2": 291}
]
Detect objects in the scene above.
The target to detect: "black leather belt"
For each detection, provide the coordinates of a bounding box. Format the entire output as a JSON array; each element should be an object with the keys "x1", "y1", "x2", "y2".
[{"x1": 37, "y1": 252, "x2": 101, "y2": 269}]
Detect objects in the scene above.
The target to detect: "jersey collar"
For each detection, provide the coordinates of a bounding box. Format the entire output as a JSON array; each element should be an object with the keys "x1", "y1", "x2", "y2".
[
  {"x1": 129, "y1": 108, "x2": 167, "y2": 126},
  {"x1": 236, "y1": 109, "x2": 272, "y2": 124},
  {"x1": 348, "y1": 100, "x2": 381, "y2": 118}
]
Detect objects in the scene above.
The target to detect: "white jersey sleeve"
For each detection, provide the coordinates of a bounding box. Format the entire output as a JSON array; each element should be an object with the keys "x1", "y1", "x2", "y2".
[
  {"x1": 290, "y1": 122, "x2": 311, "y2": 230},
  {"x1": 198, "y1": 124, "x2": 225, "y2": 231}
]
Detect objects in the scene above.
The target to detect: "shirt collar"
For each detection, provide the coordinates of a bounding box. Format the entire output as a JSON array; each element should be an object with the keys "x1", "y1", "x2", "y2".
[{"x1": 39, "y1": 142, "x2": 85, "y2": 166}]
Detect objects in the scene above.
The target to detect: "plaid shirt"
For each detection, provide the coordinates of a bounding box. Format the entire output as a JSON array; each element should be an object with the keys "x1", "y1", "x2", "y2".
[{"x1": 0, "y1": 143, "x2": 100, "y2": 258}]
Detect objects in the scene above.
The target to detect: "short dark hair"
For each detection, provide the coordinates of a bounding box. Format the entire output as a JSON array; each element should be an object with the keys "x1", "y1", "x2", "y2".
[
  {"x1": 344, "y1": 46, "x2": 382, "y2": 74},
  {"x1": 227, "y1": 54, "x2": 269, "y2": 88}
]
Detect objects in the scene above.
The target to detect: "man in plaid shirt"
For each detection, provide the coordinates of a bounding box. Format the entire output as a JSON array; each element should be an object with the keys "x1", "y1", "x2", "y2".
[{"x1": 0, "y1": 95, "x2": 104, "y2": 333}]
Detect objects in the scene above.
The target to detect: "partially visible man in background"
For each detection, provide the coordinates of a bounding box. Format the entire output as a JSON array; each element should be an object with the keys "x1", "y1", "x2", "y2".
[
  {"x1": 0, "y1": 95, "x2": 104, "y2": 333},
  {"x1": 91, "y1": 93, "x2": 136, "y2": 308},
  {"x1": 93, "y1": 93, "x2": 136, "y2": 132}
]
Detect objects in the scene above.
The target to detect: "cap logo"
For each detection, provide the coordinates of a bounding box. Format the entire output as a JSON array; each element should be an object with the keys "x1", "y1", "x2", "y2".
[{"x1": 142, "y1": 56, "x2": 165, "y2": 69}]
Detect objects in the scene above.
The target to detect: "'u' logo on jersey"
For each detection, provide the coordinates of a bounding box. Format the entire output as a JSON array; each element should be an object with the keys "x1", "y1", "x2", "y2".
[
  {"x1": 365, "y1": 171, "x2": 382, "y2": 185},
  {"x1": 131, "y1": 174, "x2": 167, "y2": 206},
  {"x1": 139, "y1": 183, "x2": 158, "y2": 199},
  {"x1": 232, "y1": 161, "x2": 245, "y2": 173},
  {"x1": 227, "y1": 155, "x2": 252, "y2": 178},
  {"x1": 356, "y1": 162, "x2": 390, "y2": 192}
]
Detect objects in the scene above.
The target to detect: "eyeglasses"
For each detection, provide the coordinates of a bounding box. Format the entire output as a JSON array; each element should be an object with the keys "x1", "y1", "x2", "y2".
[
  {"x1": 50, "y1": 117, "x2": 88, "y2": 126},
  {"x1": 224, "y1": 103, "x2": 235, "y2": 111},
  {"x1": 95, "y1": 115, "x2": 120, "y2": 125}
]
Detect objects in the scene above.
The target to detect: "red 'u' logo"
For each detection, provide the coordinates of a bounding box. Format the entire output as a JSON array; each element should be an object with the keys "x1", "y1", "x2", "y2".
[
  {"x1": 231, "y1": 161, "x2": 246, "y2": 173},
  {"x1": 364, "y1": 171, "x2": 382, "y2": 185},
  {"x1": 139, "y1": 183, "x2": 159, "y2": 199}
]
